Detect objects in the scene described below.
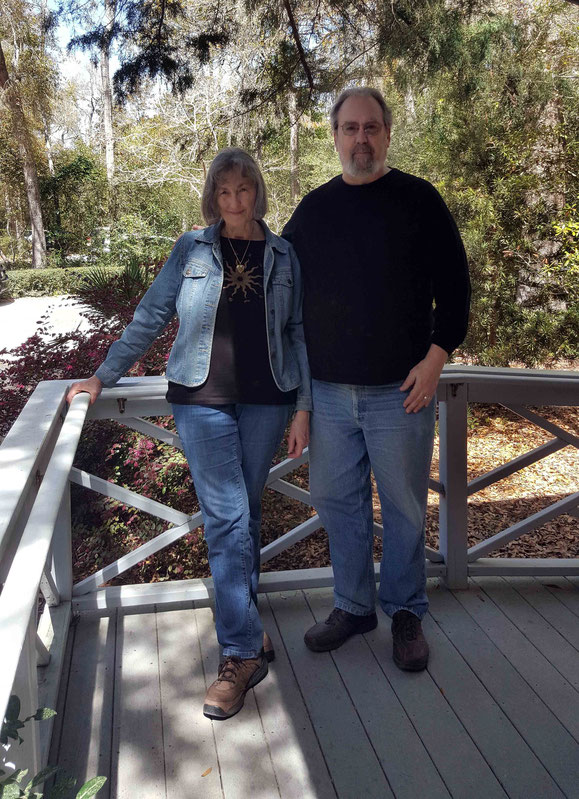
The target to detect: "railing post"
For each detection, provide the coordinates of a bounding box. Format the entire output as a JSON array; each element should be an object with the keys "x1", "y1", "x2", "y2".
[
  {"x1": 50, "y1": 484, "x2": 72, "y2": 602},
  {"x1": 9, "y1": 610, "x2": 41, "y2": 777},
  {"x1": 438, "y1": 382, "x2": 469, "y2": 589}
]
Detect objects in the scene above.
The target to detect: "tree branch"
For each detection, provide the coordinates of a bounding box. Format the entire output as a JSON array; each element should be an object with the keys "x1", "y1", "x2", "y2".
[{"x1": 281, "y1": 0, "x2": 315, "y2": 92}]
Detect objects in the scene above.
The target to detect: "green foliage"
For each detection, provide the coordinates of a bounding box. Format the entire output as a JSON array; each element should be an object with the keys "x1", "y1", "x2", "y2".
[
  {"x1": 40, "y1": 148, "x2": 108, "y2": 256},
  {"x1": 1, "y1": 696, "x2": 105, "y2": 799},
  {"x1": 1, "y1": 0, "x2": 578, "y2": 365},
  {"x1": 5, "y1": 267, "x2": 122, "y2": 298}
]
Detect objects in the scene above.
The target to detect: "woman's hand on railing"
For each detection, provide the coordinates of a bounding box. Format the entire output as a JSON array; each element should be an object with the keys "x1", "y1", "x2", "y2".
[
  {"x1": 287, "y1": 410, "x2": 310, "y2": 458},
  {"x1": 66, "y1": 375, "x2": 103, "y2": 406}
]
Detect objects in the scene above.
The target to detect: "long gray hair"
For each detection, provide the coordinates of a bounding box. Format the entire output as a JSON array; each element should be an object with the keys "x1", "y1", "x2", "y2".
[{"x1": 201, "y1": 148, "x2": 268, "y2": 224}]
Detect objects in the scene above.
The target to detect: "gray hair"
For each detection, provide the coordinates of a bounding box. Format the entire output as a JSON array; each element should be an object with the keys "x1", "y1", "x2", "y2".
[
  {"x1": 201, "y1": 147, "x2": 268, "y2": 224},
  {"x1": 330, "y1": 87, "x2": 393, "y2": 131}
]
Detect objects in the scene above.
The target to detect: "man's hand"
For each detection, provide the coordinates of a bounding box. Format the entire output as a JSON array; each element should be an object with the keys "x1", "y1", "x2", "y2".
[
  {"x1": 287, "y1": 410, "x2": 310, "y2": 458},
  {"x1": 400, "y1": 344, "x2": 448, "y2": 413},
  {"x1": 66, "y1": 375, "x2": 103, "y2": 406}
]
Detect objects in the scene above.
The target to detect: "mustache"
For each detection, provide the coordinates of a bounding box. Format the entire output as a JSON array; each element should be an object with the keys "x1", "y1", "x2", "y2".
[{"x1": 352, "y1": 145, "x2": 373, "y2": 154}]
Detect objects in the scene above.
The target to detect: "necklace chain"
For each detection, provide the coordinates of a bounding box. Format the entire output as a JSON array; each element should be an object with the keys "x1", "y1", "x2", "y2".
[{"x1": 226, "y1": 236, "x2": 251, "y2": 273}]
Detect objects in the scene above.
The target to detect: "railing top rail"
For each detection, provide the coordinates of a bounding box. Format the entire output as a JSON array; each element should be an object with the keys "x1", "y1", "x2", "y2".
[
  {"x1": 440, "y1": 365, "x2": 579, "y2": 385},
  {"x1": 0, "y1": 392, "x2": 90, "y2": 726},
  {"x1": 0, "y1": 381, "x2": 68, "y2": 564}
]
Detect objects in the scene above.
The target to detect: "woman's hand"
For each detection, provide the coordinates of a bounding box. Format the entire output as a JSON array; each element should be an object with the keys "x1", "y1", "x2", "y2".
[
  {"x1": 66, "y1": 375, "x2": 103, "y2": 406},
  {"x1": 400, "y1": 344, "x2": 448, "y2": 414},
  {"x1": 287, "y1": 410, "x2": 310, "y2": 458}
]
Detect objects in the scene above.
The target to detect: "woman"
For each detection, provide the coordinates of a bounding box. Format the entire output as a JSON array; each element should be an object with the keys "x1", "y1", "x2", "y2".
[{"x1": 67, "y1": 148, "x2": 311, "y2": 720}]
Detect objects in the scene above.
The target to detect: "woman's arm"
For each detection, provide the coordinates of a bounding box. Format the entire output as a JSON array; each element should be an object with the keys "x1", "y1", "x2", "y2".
[
  {"x1": 287, "y1": 409, "x2": 310, "y2": 458},
  {"x1": 286, "y1": 244, "x2": 312, "y2": 412},
  {"x1": 93, "y1": 235, "x2": 186, "y2": 388}
]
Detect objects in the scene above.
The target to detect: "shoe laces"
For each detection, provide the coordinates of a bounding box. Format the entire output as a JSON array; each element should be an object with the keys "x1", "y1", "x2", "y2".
[
  {"x1": 393, "y1": 611, "x2": 420, "y2": 642},
  {"x1": 217, "y1": 656, "x2": 243, "y2": 684},
  {"x1": 326, "y1": 607, "x2": 349, "y2": 626}
]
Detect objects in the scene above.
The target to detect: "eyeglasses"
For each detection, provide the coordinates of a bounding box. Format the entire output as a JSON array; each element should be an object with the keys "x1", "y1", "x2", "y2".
[{"x1": 339, "y1": 122, "x2": 384, "y2": 137}]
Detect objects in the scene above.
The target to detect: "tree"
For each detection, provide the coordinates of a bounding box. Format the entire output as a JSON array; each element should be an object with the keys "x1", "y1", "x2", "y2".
[{"x1": 0, "y1": 2, "x2": 51, "y2": 267}]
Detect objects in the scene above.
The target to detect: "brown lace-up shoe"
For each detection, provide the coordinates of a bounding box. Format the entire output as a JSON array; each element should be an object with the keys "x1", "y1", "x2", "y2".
[
  {"x1": 304, "y1": 607, "x2": 378, "y2": 652},
  {"x1": 203, "y1": 655, "x2": 268, "y2": 720},
  {"x1": 391, "y1": 610, "x2": 429, "y2": 671}
]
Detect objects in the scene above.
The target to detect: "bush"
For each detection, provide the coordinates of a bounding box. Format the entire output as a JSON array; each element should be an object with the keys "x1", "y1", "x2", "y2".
[{"x1": 4, "y1": 266, "x2": 123, "y2": 298}]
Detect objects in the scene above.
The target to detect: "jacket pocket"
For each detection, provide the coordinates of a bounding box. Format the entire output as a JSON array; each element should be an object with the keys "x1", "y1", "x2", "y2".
[
  {"x1": 271, "y1": 270, "x2": 293, "y2": 288},
  {"x1": 182, "y1": 261, "x2": 209, "y2": 278}
]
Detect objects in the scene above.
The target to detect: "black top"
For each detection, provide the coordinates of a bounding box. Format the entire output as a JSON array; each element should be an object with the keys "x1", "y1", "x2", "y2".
[
  {"x1": 167, "y1": 237, "x2": 296, "y2": 406},
  {"x1": 282, "y1": 168, "x2": 471, "y2": 385}
]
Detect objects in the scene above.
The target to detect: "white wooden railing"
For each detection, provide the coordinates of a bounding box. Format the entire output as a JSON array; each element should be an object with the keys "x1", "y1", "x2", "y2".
[{"x1": 0, "y1": 366, "x2": 578, "y2": 776}]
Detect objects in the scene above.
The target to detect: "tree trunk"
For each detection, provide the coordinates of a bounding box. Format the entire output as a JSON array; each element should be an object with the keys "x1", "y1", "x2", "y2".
[
  {"x1": 288, "y1": 90, "x2": 300, "y2": 203},
  {"x1": 0, "y1": 42, "x2": 47, "y2": 268},
  {"x1": 101, "y1": 0, "x2": 116, "y2": 184}
]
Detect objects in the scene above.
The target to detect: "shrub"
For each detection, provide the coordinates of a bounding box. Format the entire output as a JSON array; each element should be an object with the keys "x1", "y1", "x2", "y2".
[{"x1": 4, "y1": 267, "x2": 123, "y2": 298}]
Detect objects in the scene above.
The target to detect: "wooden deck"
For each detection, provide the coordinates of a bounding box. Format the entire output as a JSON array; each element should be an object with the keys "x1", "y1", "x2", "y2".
[{"x1": 48, "y1": 576, "x2": 579, "y2": 799}]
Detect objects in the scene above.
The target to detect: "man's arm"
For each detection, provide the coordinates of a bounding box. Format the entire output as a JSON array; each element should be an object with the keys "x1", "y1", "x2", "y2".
[{"x1": 401, "y1": 184, "x2": 470, "y2": 413}]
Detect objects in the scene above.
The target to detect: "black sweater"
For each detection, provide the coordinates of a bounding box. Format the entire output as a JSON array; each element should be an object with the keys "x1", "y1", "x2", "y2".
[{"x1": 282, "y1": 168, "x2": 471, "y2": 385}]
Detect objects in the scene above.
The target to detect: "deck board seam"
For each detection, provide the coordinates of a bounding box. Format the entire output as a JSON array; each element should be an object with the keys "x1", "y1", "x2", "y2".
[
  {"x1": 506, "y1": 578, "x2": 579, "y2": 654},
  {"x1": 266, "y1": 592, "x2": 338, "y2": 798},
  {"x1": 359, "y1": 625, "x2": 456, "y2": 798},
  {"x1": 540, "y1": 578, "x2": 579, "y2": 620},
  {"x1": 154, "y1": 607, "x2": 169, "y2": 799},
  {"x1": 463, "y1": 580, "x2": 579, "y2": 746},
  {"x1": 444, "y1": 584, "x2": 578, "y2": 797},
  {"x1": 253, "y1": 689, "x2": 282, "y2": 797},
  {"x1": 301, "y1": 591, "x2": 398, "y2": 798},
  {"x1": 193, "y1": 606, "x2": 225, "y2": 797},
  {"x1": 45, "y1": 612, "x2": 77, "y2": 795},
  {"x1": 108, "y1": 610, "x2": 118, "y2": 799},
  {"x1": 423, "y1": 611, "x2": 514, "y2": 797},
  {"x1": 475, "y1": 578, "x2": 579, "y2": 695}
]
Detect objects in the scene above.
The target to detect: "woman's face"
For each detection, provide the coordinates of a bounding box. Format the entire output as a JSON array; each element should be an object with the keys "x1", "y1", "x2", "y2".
[{"x1": 216, "y1": 170, "x2": 257, "y2": 232}]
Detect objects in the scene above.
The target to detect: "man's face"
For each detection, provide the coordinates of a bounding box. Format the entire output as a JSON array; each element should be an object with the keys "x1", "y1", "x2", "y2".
[{"x1": 333, "y1": 95, "x2": 391, "y2": 184}]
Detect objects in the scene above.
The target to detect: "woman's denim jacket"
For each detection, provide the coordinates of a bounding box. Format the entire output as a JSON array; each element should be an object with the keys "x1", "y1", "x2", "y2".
[{"x1": 95, "y1": 220, "x2": 312, "y2": 411}]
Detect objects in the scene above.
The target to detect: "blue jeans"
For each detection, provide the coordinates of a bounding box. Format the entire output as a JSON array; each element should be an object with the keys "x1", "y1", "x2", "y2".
[
  {"x1": 309, "y1": 379, "x2": 435, "y2": 619},
  {"x1": 172, "y1": 403, "x2": 292, "y2": 658}
]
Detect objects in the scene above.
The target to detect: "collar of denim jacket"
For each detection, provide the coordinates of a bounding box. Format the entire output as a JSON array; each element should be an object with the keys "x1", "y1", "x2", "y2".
[{"x1": 193, "y1": 219, "x2": 290, "y2": 254}]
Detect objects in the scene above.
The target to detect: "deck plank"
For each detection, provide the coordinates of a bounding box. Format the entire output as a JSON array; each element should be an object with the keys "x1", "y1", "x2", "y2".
[
  {"x1": 305, "y1": 588, "x2": 451, "y2": 799},
  {"x1": 429, "y1": 584, "x2": 578, "y2": 798},
  {"x1": 269, "y1": 590, "x2": 393, "y2": 799},
  {"x1": 51, "y1": 612, "x2": 116, "y2": 798},
  {"x1": 457, "y1": 580, "x2": 579, "y2": 744},
  {"x1": 256, "y1": 597, "x2": 337, "y2": 799},
  {"x1": 537, "y1": 577, "x2": 579, "y2": 618},
  {"x1": 365, "y1": 609, "x2": 508, "y2": 799},
  {"x1": 195, "y1": 606, "x2": 280, "y2": 799},
  {"x1": 506, "y1": 577, "x2": 579, "y2": 650},
  {"x1": 475, "y1": 577, "x2": 579, "y2": 692},
  {"x1": 54, "y1": 578, "x2": 579, "y2": 799},
  {"x1": 111, "y1": 611, "x2": 166, "y2": 799},
  {"x1": 156, "y1": 606, "x2": 222, "y2": 799}
]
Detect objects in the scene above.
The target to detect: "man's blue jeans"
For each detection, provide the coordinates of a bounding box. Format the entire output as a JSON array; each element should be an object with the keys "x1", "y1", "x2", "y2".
[
  {"x1": 172, "y1": 403, "x2": 292, "y2": 658},
  {"x1": 309, "y1": 379, "x2": 435, "y2": 619}
]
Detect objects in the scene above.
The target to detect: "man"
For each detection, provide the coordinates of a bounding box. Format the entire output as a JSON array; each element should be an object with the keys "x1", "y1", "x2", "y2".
[{"x1": 283, "y1": 87, "x2": 470, "y2": 671}]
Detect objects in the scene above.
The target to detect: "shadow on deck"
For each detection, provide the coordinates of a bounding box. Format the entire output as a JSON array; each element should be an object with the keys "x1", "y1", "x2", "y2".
[{"x1": 49, "y1": 577, "x2": 579, "y2": 799}]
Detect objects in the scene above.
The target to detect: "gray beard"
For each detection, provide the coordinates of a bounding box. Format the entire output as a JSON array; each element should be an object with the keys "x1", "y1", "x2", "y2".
[{"x1": 346, "y1": 152, "x2": 382, "y2": 178}]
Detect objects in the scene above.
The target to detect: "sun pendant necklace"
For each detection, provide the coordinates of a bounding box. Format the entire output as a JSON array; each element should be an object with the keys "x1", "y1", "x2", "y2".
[{"x1": 226, "y1": 236, "x2": 252, "y2": 273}]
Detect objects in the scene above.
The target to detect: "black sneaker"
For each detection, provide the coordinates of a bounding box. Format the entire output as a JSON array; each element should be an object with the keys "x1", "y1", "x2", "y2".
[
  {"x1": 304, "y1": 607, "x2": 378, "y2": 652},
  {"x1": 391, "y1": 610, "x2": 429, "y2": 671}
]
